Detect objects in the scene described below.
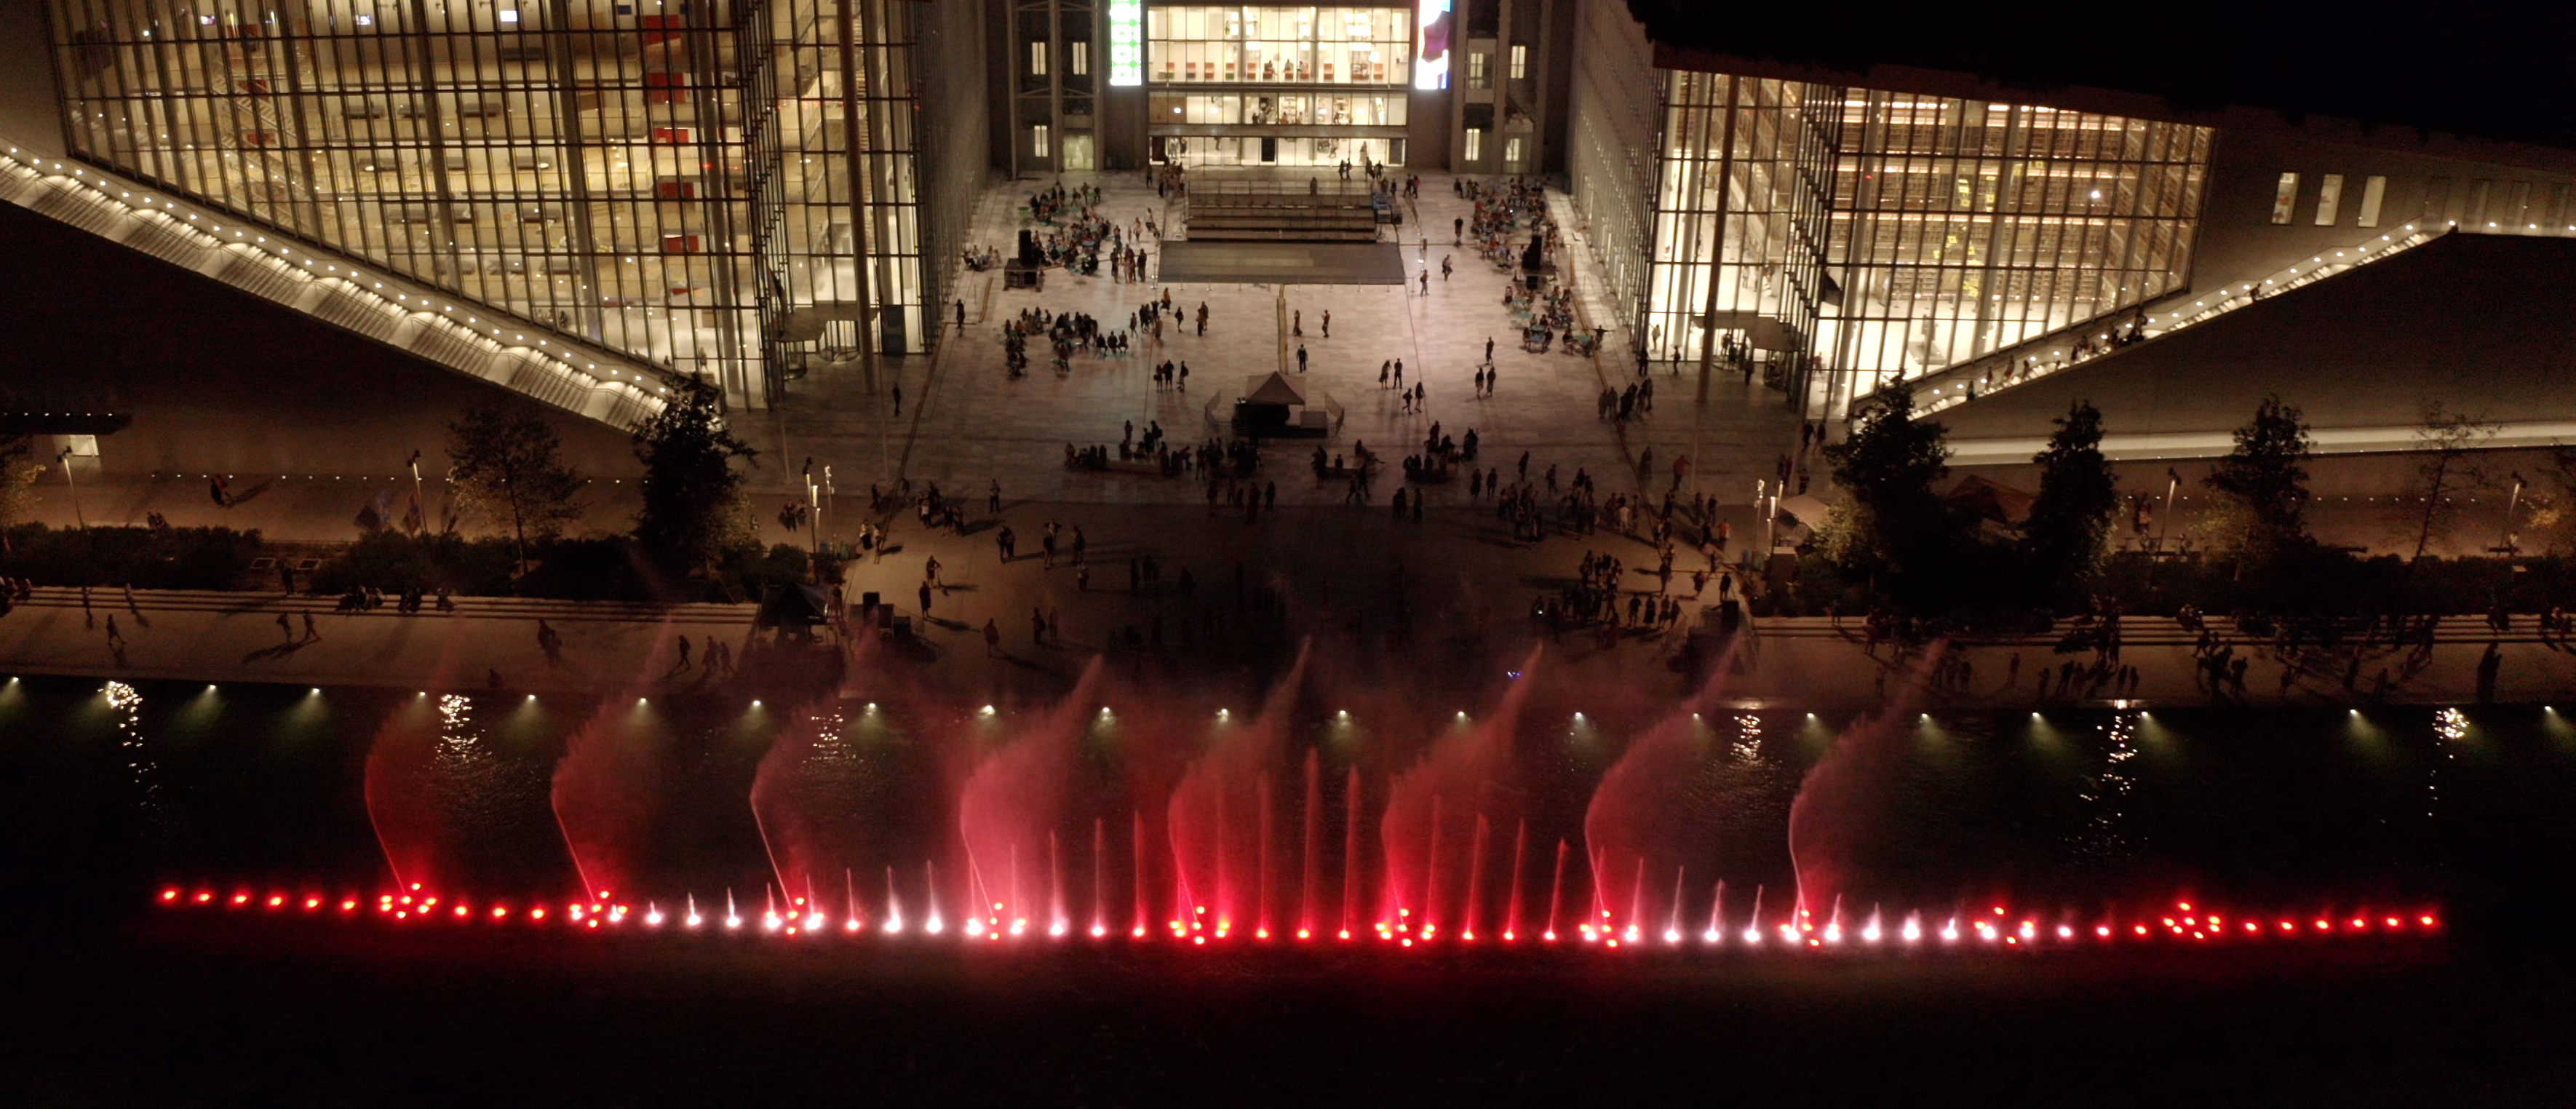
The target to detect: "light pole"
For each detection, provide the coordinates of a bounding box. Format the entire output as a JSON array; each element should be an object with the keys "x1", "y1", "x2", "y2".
[
  {"x1": 2500, "y1": 471, "x2": 2527, "y2": 555},
  {"x1": 57, "y1": 446, "x2": 84, "y2": 530},
  {"x1": 408, "y1": 450, "x2": 426, "y2": 534},
  {"x1": 2156, "y1": 466, "x2": 2180, "y2": 553}
]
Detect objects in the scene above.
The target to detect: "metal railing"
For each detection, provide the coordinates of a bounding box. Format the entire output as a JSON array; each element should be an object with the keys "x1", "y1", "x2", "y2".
[
  {"x1": 1888, "y1": 223, "x2": 2444, "y2": 417},
  {"x1": 0, "y1": 136, "x2": 674, "y2": 429}
]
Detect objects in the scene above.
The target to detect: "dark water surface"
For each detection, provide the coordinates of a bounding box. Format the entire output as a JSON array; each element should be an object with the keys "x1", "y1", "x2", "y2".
[{"x1": 4, "y1": 675, "x2": 2574, "y2": 1104}]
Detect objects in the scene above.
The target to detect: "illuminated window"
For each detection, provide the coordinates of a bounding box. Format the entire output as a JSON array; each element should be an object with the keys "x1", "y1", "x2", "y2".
[
  {"x1": 1509, "y1": 44, "x2": 1527, "y2": 80},
  {"x1": 1070, "y1": 41, "x2": 1089, "y2": 76},
  {"x1": 2313, "y1": 174, "x2": 2342, "y2": 226},
  {"x1": 1464, "y1": 127, "x2": 1483, "y2": 162},
  {"x1": 1504, "y1": 137, "x2": 1522, "y2": 167},
  {"x1": 2270, "y1": 172, "x2": 2299, "y2": 224},
  {"x1": 2356, "y1": 175, "x2": 2386, "y2": 227},
  {"x1": 1030, "y1": 40, "x2": 1049, "y2": 76},
  {"x1": 1033, "y1": 124, "x2": 1052, "y2": 159},
  {"x1": 498, "y1": 9, "x2": 519, "y2": 23},
  {"x1": 1467, "y1": 52, "x2": 1488, "y2": 89}
]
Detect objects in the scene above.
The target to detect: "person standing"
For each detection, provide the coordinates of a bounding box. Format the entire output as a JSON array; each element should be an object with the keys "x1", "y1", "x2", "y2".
[
  {"x1": 891, "y1": 381, "x2": 904, "y2": 416},
  {"x1": 984, "y1": 618, "x2": 1002, "y2": 656},
  {"x1": 1297, "y1": 344, "x2": 1308, "y2": 373},
  {"x1": 987, "y1": 478, "x2": 1002, "y2": 514},
  {"x1": 1321, "y1": 310, "x2": 1330, "y2": 338}
]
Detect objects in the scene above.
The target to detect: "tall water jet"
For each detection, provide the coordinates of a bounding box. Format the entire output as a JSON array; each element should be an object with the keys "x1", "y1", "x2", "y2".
[
  {"x1": 1256, "y1": 773, "x2": 1275, "y2": 937},
  {"x1": 1131, "y1": 808, "x2": 1150, "y2": 935},
  {"x1": 1544, "y1": 838, "x2": 1567, "y2": 940},
  {"x1": 748, "y1": 706, "x2": 867, "y2": 909},
  {"x1": 550, "y1": 696, "x2": 665, "y2": 899},
  {"x1": 362, "y1": 707, "x2": 446, "y2": 892},
  {"x1": 1581, "y1": 666, "x2": 1730, "y2": 947},
  {"x1": 958, "y1": 660, "x2": 1106, "y2": 932},
  {"x1": 1092, "y1": 817, "x2": 1108, "y2": 936},
  {"x1": 1300, "y1": 750, "x2": 1321, "y2": 937},
  {"x1": 1169, "y1": 645, "x2": 1309, "y2": 937},
  {"x1": 1704, "y1": 881, "x2": 1726, "y2": 942},
  {"x1": 1379, "y1": 648, "x2": 1540, "y2": 931},
  {"x1": 1420, "y1": 794, "x2": 1444, "y2": 932},
  {"x1": 1462, "y1": 814, "x2": 1490, "y2": 939},
  {"x1": 883, "y1": 865, "x2": 904, "y2": 932},
  {"x1": 1786, "y1": 658, "x2": 1932, "y2": 929},
  {"x1": 1503, "y1": 819, "x2": 1527, "y2": 939},
  {"x1": 1664, "y1": 865, "x2": 1686, "y2": 941},
  {"x1": 1048, "y1": 830, "x2": 1067, "y2": 935},
  {"x1": 1340, "y1": 767, "x2": 1361, "y2": 938}
]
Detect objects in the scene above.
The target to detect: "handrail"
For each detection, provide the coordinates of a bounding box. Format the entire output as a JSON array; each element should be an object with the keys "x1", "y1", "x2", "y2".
[
  {"x1": 0, "y1": 135, "x2": 674, "y2": 429},
  {"x1": 1882, "y1": 223, "x2": 2443, "y2": 418}
]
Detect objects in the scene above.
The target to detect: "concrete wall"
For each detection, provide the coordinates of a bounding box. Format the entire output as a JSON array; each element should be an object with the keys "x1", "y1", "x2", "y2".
[
  {"x1": 1936, "y1": 233, "x2": 2576, "y2": 448},
  {"x1": 2186, "y1": 127, "x2": 2576, "y2": 305},
  {"x1": 0, "y1": 200, "x2": 641, "y2": 478}
]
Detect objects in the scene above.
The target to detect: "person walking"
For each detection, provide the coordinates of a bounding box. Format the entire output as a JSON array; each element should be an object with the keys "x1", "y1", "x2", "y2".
[
  {"x1": 1297, "y1": 343, "x2": 1308, "y2": 373},
  {"x1": 918, "y1": 580, "x2": 934, "y2": 616},
  {"x1": 276, "y1": 611, "x2": 295, "y2": 643},
  {"x1": 1320, "y1": 310, "x2": 1330, "y2": 338},
  {"x1": 1293, "y1": 309, "x2": 1303, "y2": 337},
  {"x1": 891, "y1": 381, "x2": 904, "y2": 416},
  {"x1": 984, "y1": 618, "x2": 1002, "y2": 656},
  {"x1": 1031, "y1": 607, "x2": 1049, "y2": 646},
  {"x1": 987, "y1": 478, "x2": 1002, "y2": 514},
  {"x1": 303, "y1": 612, "x2": 322, "y2": 643}
]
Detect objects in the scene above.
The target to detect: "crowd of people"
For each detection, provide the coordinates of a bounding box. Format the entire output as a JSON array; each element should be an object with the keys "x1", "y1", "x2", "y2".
[{"x1": 1002, "y1": 306, "x2": 1130, "y2": 375}]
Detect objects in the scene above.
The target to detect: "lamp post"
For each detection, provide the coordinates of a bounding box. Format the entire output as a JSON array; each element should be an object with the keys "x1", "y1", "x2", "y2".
[
  {"x1": 57, "y1": 446, "x2": 84, "y2": 530},
  {"x1": 408, "y1": 450, "x2": 426, "y2": 535},
  {"x1": 2156, "y1": 466, "x2": 2180, "y2": 553},
  {"x1": 2500, "y1": 471, "x2": 2527, "y2": 556}
]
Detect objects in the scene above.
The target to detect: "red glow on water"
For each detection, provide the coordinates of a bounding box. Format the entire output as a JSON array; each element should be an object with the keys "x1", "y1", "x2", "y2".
[
  {"x1": 161, "y1": 889, "x2": 179, "y2": 902},
  {"x1": 266, "y1": 895, "x2": 284, "y2": 908},
  {"x1": 529, "y1": 908, "x2": 546, "y2": 921},
  {"x1": 194, "y1": 891, "x2": 212, "y2": 904},
  {"x1": 230, "y1": 893, "x2": 249, "y2": 906},
  {"x1": 492, "y1": 906, "x2": 508, "y2": 918}
]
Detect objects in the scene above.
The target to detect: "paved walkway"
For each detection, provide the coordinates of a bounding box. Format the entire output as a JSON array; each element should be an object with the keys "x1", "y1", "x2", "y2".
[
  {"x1": 750, "y1": 170, "x2": 1805, "y2": 510},
  {"x1": 6, "y1": 498, "x2": 2572, "y2": 709}
]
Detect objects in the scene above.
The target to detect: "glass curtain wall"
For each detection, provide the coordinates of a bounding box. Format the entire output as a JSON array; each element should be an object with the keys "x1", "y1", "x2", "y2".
[
  {"x1": 47, "y1": 0, "x2": 937, "y2": 408},
  {"x1": 1637, "y1": 75, "x2": 1838, "y2": 376},
  {"x1": 1144, "y1": 4, "x2": 1412, "y2": 167},
  {"x1": 1818, "y1": 95, "x2": 2211, "y2": 389}
]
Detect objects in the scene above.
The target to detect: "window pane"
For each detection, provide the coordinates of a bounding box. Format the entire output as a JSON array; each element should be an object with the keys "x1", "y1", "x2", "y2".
[
  {"x1": 2356, "y1": 175, "x2": 2386, "y2": 228},
  {"x1": 2270, "y1": 172, "x2": 2299, "y2": 224},
  {"x1": 2313, "y1": 174, "x2": 2342, "y2": 226}
]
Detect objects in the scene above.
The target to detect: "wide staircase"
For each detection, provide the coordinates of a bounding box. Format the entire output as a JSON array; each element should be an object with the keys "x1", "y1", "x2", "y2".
[
  {"x1": 1889, "y1": 222, "x2": 2444, "y2": 418},
  {"x1": 1180, "y1": 179, "x2": 1383, "y2": 242}
]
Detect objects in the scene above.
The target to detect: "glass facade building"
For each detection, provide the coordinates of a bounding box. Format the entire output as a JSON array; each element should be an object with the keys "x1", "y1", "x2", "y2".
[
  {"x1": 1568, "y1": 17, "x2": 2216, "y2": 410},
  {"x1": 1634, "y1": 74, "x2": 1837, "y2": 378},
  {"x1": 1144, "y1": 3, "x2": 1412, "y2": 167},
  {"x1": 1820, "y1": 93, "x2": 2211, "y2": 386},
  {"x1": 44, "y1": 0, "x2": 975, "y2": 410}
]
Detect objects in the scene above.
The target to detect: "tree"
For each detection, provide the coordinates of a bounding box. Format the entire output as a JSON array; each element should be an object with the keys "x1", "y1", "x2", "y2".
[
  {"x1": 1821, "y1": 380, "x2": 1952, "y2": 605},
  {"x1": 0, "y1": 434, "x2": 41, "y2": 543},
  {"x1": 2022, "y1": 400, "x2": 2119, "y2": 604},
  {"x1": 2201, "y1": 394, "x2": 2315, "y2": 571},
  {"x1": 2391, "y1": 401, "x2": 2497, "y2": 560},
  {"x1": 445, "y1": 404, "x2": 586, "y2": 576},
  {"x1": 632, "y1": 378, "x2": 757, "y2": 576}
]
